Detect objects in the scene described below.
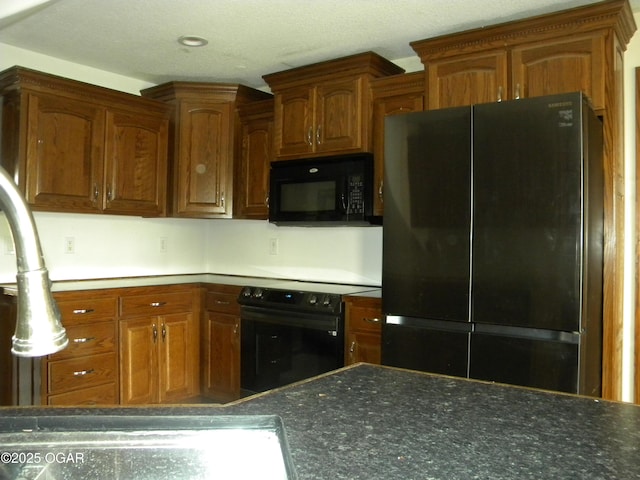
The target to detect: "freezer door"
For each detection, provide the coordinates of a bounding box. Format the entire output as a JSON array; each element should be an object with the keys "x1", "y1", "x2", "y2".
[
  {"x1": 382, "y1": 316, "x2": 470, "y2": 378},
  {"x1": 469, "y1": 326, "x2": 582, "y2": 394},
  {"x1": 383, "y1": 107, "x2": 472, "y2": 322},
  {"x1": 472, "y1": 93, "x2": 585, "y2": 332}
]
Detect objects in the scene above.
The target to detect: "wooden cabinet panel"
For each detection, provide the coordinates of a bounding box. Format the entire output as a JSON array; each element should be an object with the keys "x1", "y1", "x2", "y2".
[
  {"x1": 42, "y1": 290, "x2": 119, "y2": 406},
  {"x1": 265, "y1": 52, "x2": 404, "y2": 160},
  {"x1": 47, "y1": 382, "x2": 117, "y2": 406},
  {"x1": 49, "y1": 322, "x2": 115, "y2": 361},
  {"x1": 371, "y1": 72, "x2": 425, "y2": 216},
  {"x1": 104, "y1": 109, "x2": 168, "y2": 216},
  {"x1": 177, "y1": 101, "x2": 233, "y2": 215},
  {"x1": 235, "y1": 99, "x2": 273, "y2": 219},
  {"x1": 47, "y1": 352, "x2": 117, "y2": 395},
  {"x1": 119, "y1": 290, "x2": 194, "y2": 318},
  {"x1": 315, "y1": 77, "x2": 363, "y2": 152},
  {"x1": 344, "y1": 296, "x2": 382, "y2": 366},
  {"x1": 25, "y1": 93, "x2": 104, "y2": 212},
  {"x1": 276, "y1": 87, "x2": 314, "y2": 157},
  {"x1": 56, "y1": 296, "x2": 117, "y2": 325},
  {"x1": 119, "y1": 317, "x2": 158, "y2": 404},
  {"x1": 511, "y1": 35, "x2": 605, "y2": 110},
  {"x1": 204, "y1": 311, "x2": 240, "y2": 402},
  {"x1": 159, "y1": 312, "x2": 197, "y2": 403},
  {"x1": 202, "y1": 284, "x2": 242, "y2": 402},
  {"x1": 427, "y1": 51, "x2": 508, "y2": 109},
  {"x1": 118, "y1": 286, "x2": 199, "y2": 405},
  {"x1": 0, "y1": 67, "x2": 170, "y2": 217}
]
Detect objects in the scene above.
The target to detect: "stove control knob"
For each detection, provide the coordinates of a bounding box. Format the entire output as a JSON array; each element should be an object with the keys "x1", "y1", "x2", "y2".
[
  {"x1": 253, "y1": 288, "x2": 264, "y2": 299},
  {"x1": 322, "y1": 296, "x2": 332, "y2": 307},
  {"x1": 308, "y1": 295, "x2": 318, "y2": 305},
  {"x1": 241, "y1": 288, "x2": 252, "y2": 298}
]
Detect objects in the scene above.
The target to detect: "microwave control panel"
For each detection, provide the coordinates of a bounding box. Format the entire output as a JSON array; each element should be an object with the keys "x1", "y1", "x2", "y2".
[{"x1": 347, "y1": 174, "x2": 365, "y2": 214}]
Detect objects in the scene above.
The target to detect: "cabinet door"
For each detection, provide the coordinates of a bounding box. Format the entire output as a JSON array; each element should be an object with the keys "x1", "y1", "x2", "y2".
[
  {"x1": 158, "y1": 312, "x2": 196, "y2": 403},
  {"x1": 511, "y1": 34, "x2": 605, "y2": 110},
  {"x1": 372, "y1": 92, "x2": 424, "y2": 215},
  {"x1": 203, "y1": 311, "x2": 240, "y2": 402},
  {"x1": 176, "y1": 101, "x2": 233, "y2": 216},
  {"x1": 315, "y1": 77, "x2": 363, "y2": 153},
  {"x1": 427, "y1": 51, "x2": 508, "y2": 109},
  {"x1": 25, "y1": 93, "x2": 104, "y2": 212},
  {"x1": 346, "y1": 331, "x2": 381, "y2": 365},
  {"x1": 119, "y1": 317, "x2": 158, "y2": 404},
  {"x1": 104, "y1": 110, "x2": 168, "y2": 216},
  {"x1": 274, "y1": 86, "x2": 314, "y2": 157},
  {"x1": 236, "y1": 109, "x2": 273, "y2": 219}
]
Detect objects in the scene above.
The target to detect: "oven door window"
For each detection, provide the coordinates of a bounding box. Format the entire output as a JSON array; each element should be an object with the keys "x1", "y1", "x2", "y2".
[{"x1": 242, "y1": 319, "x2": 343, "y2": 394}]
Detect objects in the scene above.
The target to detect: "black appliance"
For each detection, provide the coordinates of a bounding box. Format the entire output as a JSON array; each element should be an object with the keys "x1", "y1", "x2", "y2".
[
  {"x1": 269, "y1": 153, "x2": 375, "y2": 225},
  {"x1": 238, "y1": 283, "x2": 375, "y2": 395},
  {"x1": 382, "y1": 92, "x2": 603, "y2": 396}
]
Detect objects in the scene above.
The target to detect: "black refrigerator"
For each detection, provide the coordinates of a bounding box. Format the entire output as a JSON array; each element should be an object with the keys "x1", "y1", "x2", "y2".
[{"x1": 381, "y1": 92, "x2": 603, "y2": 396}]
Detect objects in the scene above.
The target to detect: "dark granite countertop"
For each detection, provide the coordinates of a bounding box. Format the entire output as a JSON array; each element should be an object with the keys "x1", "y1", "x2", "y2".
[{"x1": 1, "y1": 364, "x2": 638, "y2": 479}]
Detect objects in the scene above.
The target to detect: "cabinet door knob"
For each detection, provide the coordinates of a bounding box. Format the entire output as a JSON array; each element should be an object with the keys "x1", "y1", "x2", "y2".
[
  {"x1": 307, "y1": 127, "x2": 313, "y2": 146},
  {"x1": 349, "y1": 341, "x2": 356, "y2": 353},
  {"x1": 378, "y1": 181, "x2": 383, "y2": 201},
  {"x1": 515, "y1": 83, "x2": 521, "y2": 100},
  {"x1": 162, "y1": 324, "x2": 166, "y2": 342},
  {"x1": 152, "y1": 323, "x2": 158, "y2": 343},
  {"x1": 364, "y1": 317, "x2": 381, "y2": 324},
  {"x1": 316, "y1": 126, "x2": 322, "y2": 145},
  {"x1": 497, "y1": 85, "x2": 503, "y2": 102}
]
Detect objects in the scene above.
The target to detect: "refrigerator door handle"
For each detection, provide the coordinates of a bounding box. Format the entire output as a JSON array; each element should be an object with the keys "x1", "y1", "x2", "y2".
[{"x1": 474, "y1": 323, "x2": 580, "y2": 344}]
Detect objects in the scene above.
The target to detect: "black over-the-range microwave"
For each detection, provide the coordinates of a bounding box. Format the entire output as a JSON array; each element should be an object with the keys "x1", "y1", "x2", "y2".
[{"x1": 268, "y1": 153, "x2": 377, "y2": 226}]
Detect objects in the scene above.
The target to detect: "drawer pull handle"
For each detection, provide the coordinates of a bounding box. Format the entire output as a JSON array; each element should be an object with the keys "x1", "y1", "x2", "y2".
[
  {"x1": 72, "y1": 336, "x2": 96, "y2": 344},
  {"x1": 215, "y1": 300, "x2": 230, "y2": 305},
  {"x1": 364, "y1": 317, "x2": 381, "y2": 324},
  {"x1": 349, "y1": 341, "x2": 356, "y2": 353},
  {"x1": 73, "y1": 369, "x2": 95, "y2": 377},
  {"x1": 150, "y1": 302, "x2": 166, "y2": 307},
  {"x1": 73, "y1": 309, "x2": 95, "y2": 315}
]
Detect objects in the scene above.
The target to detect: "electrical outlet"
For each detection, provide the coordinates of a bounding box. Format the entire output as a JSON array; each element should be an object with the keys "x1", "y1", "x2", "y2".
[
  {"x1": 269, "y1": 238, "x2": 279, "y2": 255},
  {"x1": 159, "y1": 236, "x2": 168, "y2": 253},
  {"x1": 64, "y1": 237, "x2": 75, "y2": 254}
]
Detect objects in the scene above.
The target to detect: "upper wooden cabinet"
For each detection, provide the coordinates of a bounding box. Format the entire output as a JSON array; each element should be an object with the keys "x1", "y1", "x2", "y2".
[
  {"x1": 371, "y1": 72, "x2": 425, "y2": 216},
  {"x1": 263, "y1": 52, "x2": 404, "y2": 160},
  {"x1": 142, "y1": 82, "x2": 271, "y2": 218},
  {"x1": 235, "y1": 99, "x2": 274, "y2": 220},
  {"x1": 0, "y1": 67, "x2": 170, "y2": 216},
  {"x1": 411, "y1": 1, "x2": 633, "y2": 111},
  {"x1": 412, "y1": 0, "x2": 636, "y2": 401}
]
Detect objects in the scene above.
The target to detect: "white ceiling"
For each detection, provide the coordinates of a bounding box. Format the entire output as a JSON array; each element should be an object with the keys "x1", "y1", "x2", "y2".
[{"x1": 0, "y1": 0, "x2": 638, "y2": 90}]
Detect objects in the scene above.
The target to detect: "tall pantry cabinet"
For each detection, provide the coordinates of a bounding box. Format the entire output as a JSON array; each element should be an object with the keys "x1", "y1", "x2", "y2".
[{"x1": 410, "y1": 0, "x2": 636, "y2": 400}]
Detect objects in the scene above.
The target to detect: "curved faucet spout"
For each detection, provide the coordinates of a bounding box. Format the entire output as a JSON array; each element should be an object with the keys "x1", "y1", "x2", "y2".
[{"x1": 0, "y1": 166, "x2": 67, "y2": 357}]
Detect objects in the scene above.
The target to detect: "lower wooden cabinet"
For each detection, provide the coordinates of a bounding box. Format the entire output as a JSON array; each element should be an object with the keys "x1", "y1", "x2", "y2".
[
  {"x1": 202, "y1": 284, "x2": 243, "y2": 402},
  {"x1": 344, "y1": 296, "x2": 382, "y2": 365},
  {"x1": 118, "y1": 286, "x2": 200, "y2": 405},
  {"x1": 42, "y1": 290, "x2": 119, "y2": 406}
]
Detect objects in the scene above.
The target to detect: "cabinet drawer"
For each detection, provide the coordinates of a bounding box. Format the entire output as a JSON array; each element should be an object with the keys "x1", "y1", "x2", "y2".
[
  {"x1": 47, "y1": 382, "x2": 117, "y2": 406},
  {"x1": 206, "y1": 291, "x2": 240, "y2": 315},
  {"x1": 49, "y1": 322, "x2": 115, "y2": 361},
  {"x1": 349, "y1": 306, "x2": 383, "y2": 332},
  {"x1": 120, "y1": 291, "x2": 194, "y2": 317},
  {"x1": 48, "y1": 353, "x2": 116, "y2": 394},
  {"x1": 56, "y1": 297, "x2": 117, "y2": 326}
]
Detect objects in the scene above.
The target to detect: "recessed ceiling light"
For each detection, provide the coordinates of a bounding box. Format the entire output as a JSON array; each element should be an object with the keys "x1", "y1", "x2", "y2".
[{"x1": 178, "y1": 35, "x2": 208, "y2": 47}]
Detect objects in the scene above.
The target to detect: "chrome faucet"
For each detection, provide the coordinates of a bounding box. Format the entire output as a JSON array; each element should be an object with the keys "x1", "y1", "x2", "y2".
[{"x1": 0, "y1": 166, "x2": 67, "y2": 356}]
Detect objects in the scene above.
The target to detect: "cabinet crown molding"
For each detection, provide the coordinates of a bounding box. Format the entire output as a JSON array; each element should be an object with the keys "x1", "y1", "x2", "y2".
[
  {"x1": 411, "y1": 0, "x2": 637, "y2": 60},
  {"x1": 263, "y1": 51, "x2": 404, "y2": 91},
  {"x1": 0, "y1": 66, "x2": 170, "y2": 114}
]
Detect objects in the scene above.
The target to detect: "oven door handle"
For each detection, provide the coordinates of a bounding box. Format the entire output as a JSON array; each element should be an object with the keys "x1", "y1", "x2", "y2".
[{"x1": 240, "y1": 306, "x2": 341, "y2": 332}]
